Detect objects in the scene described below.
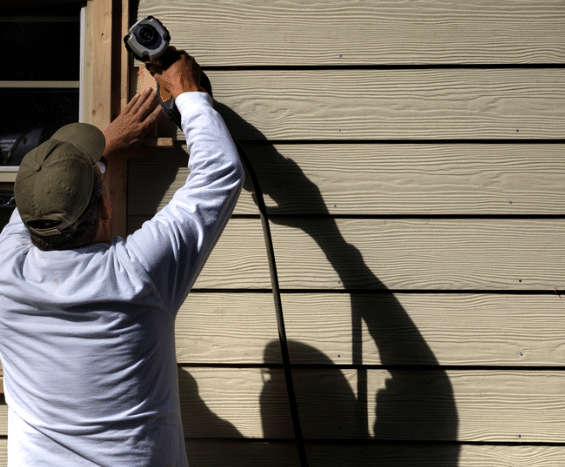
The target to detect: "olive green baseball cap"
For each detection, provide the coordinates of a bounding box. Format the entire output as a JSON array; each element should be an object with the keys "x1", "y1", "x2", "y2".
[{"x1": 14, "y1": 123, "x2": 106, "y2": 237}]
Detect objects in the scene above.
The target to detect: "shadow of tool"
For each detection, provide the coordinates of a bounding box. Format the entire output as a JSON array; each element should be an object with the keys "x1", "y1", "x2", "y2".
[{"x1": 215, "y1": 101, "x2": 460, "y2": 466}]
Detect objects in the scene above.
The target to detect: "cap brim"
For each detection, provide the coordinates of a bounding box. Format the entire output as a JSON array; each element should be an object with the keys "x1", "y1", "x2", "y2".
[{"x1": 51, "y1": 123, "x2": 106, "y2": 165}]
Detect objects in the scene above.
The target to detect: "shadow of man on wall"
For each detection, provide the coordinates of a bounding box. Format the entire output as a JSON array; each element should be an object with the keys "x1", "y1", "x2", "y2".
[
  {"x1": 215, "y1": 101, "x2": 460, "y2": 466},
  {"x1": 133, "y1": 97, "x2": 460, "y2": 465},
  {"x1": 126, "y1": 2, "x2": 454, "y2": 464}
]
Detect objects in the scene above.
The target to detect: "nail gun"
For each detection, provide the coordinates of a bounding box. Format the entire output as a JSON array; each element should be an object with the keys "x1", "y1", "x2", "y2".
[{"x1": 124, "y1": 16, "x2": 212, "y2": 129}]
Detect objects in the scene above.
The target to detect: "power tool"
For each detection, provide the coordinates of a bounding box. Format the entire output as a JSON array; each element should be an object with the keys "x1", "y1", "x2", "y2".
[{"x1": 124, "y1": 16, "x2": 212, "y2": 128}]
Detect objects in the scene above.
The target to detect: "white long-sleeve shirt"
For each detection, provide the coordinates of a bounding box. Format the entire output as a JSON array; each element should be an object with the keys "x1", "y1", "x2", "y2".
[{"x1": 0, "y1": 92, "x2": 244, "y2": 466}]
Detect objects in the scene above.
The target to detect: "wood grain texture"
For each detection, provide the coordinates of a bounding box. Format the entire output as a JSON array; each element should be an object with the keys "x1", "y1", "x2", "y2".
[
  {"x1": 134, "y1": 68, "x2": 565, "y2": 141},
  {"x1": 83, "y1": 0, "x2": 129, "y2": 238},
  {"x1": 136, "y1": 0, "x2": 565, "y2": 66},
  {"x1": 83, "y1": 0, "x2": 112, "y2": 128},
  {"x1": 128, "y1": 143, "x2": 565, "y2": 216},
  {"x1": 1, "y1": 368, "x2": 565, "y2": 442},
  {"x1": 185, "y1": 218, "x2": 565, "y2": 291},
  {"x1": 180, "y1": 368, "x2": 565, "y2": 442},
  {"x1": 176, "y1": 293, "x2": 565, "y2": 367}
]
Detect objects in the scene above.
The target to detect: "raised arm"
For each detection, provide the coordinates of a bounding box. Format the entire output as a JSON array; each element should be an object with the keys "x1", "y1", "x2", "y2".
[{"x1": 124, "y1": 52, "x2": 244, "y2": 313}]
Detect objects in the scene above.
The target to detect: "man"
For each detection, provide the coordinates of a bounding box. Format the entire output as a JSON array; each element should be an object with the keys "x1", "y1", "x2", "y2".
[{"x1": 0, "y1": 51, "x2": 244, "y2": 466}]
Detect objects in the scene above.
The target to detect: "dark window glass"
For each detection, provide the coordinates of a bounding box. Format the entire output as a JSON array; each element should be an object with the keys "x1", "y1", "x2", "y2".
[
  {"x1": 0, "y1": 5, "x2": 81, "y2": 230},
  {"x1": 1, "y1": 88, "x2": 79, "y2": 165},
  {"x1": 0, "y1": 5, "x2": 80, "y2": 169},
  {"x1": 0, "y1": 6, "x2": 80, "y2": 81}
]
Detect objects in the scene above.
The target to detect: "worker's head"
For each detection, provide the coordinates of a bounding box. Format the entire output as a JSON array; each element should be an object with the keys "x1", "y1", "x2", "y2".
[{"x1": 14, "y1": 123, "x2": 107, "y2": 250}]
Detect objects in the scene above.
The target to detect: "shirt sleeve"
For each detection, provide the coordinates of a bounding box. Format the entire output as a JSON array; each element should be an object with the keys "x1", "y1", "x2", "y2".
[
  {"x1": 0, "y1": 209, "x2": 30, "y2": 241},
  {"x1": 124, "y1": 92, "x2": 244, "y2": 313}
]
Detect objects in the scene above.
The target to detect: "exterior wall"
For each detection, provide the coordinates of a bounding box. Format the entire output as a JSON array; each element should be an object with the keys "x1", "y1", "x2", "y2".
[
  {"x1": 0, "y1": 0, "x2": 563, "y2": 465},
  {"x1": 128, "y1": 0, "x2": 565, "y2": 465}
]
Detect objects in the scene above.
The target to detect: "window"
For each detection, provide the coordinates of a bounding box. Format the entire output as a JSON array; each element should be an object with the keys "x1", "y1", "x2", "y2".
[
  {"x1": 0, "y1": 3, "x2": 83, "y2": 229},
  {"x1": 0, "y1": 5, "x2": 81, "y2": 166}
]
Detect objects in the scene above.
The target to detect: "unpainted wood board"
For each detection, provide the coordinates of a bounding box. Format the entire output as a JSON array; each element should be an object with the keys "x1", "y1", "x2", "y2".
[
  {"x1": 84, "y1": 0, "x2": 112, "y2": 128},
  {"x1": 128, "y1": 143, "x2": 565, "y2": 216},
  {"x1": 84, "y1": 0, "x2": 129, "y2": 238},
  {"x1": 187, "y1": 218, "x2": 565, "y2": 291},
  {"x1": 146, "y1": 69, "x2": 565, "y2": 141},
  {"x1": 177, "y1": 368, "x2": 565, "y2": 442},
  {"x1": 176, "y1": 293, "x2": 565, "y2": 367},
  {"x1": 136, "y1": 0, "x2": 565, "y2": 66}
]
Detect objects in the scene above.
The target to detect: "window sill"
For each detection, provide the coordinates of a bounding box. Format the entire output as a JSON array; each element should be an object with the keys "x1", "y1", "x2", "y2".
[{"x1": 0, "y1": 168, "x2": 18, "y2": 183}]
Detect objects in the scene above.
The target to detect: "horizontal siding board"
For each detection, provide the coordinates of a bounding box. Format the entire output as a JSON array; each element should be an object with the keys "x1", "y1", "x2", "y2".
[
  {"x1": 307, "y1": 444, "x2": 565, "y2": 467},
  {"x1": 188, "y1": 218, "x2": 565, "y2": 291},
  {"x1": 137, "y1": 0, "x2": 565, "y2": 66},
  {"x1": 179, "y1": 368, "x2": 565, "y2": 442},
  {"x1": 1, "y1": 369, "x2": 565, "y2": 441},
  {"x1": 177, "y1": 293, "x2": 565, "y2": 367},
  {"x1": 177, "y1": 293, "x2": 279, "y2": 365},
  {"x1": 134, "y1": 69, "x2": 565, "y2": 141},
  {"x1": 182, "y1": 441, "x2": 565, "y2": 467},
  {"x1": 184, "y1": 439, "x2": 299, "y2": 467},
  {"x1": 235, "y1": 143, "x2": 565, "y2": 216},
  {"x1": 128, "y1": 144, "x2": 565, "y2": 216},
  {"x1": 2, "y1": 439, "x2": 565, "y2": 466}
]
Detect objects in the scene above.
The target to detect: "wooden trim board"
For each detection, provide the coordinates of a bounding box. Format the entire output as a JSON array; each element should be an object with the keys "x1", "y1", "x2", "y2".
[{"x1": 83, "y1": 0, "x2": 130, "y2": 238}]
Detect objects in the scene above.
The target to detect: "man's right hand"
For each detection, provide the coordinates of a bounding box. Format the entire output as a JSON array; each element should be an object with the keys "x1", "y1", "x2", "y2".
[{"x1": 145, "y1": 48, "x2": 206, "y2": 99}]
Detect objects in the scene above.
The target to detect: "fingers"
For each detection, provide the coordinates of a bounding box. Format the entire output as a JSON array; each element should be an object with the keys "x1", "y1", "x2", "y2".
[
  {"x1": 122, "y1": 89, "x2": 144, "y2": 113},
  {"x1": 134, "y1": 89, "x2": 162, "y2": 135},
  {"x1": 142, "y1": 104, "x2": 163, "y2": 137},
  {"x1": 128, "y1": 87, "x2": 158, "y2": 119},
  {"x1": 145, "y1": 48, "x2": 189, "y2": 75},
  {"x1": 145, "y1": 49, "x2": 201, "y2": 98},
  {"x1": 122, "y1": 87, "x2": 152, "y2": 116}
]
